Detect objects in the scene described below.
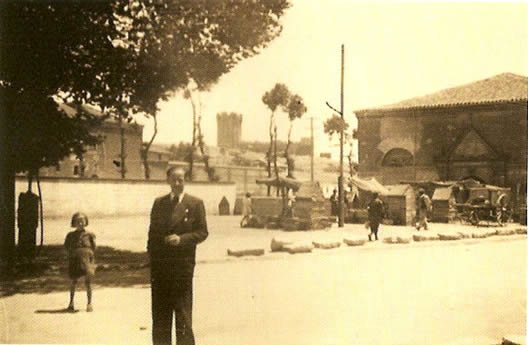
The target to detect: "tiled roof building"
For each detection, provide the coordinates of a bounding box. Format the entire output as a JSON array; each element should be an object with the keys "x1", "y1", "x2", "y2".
[{"x1": 354, "y1": 73, "x2": 527, "y2": 205}]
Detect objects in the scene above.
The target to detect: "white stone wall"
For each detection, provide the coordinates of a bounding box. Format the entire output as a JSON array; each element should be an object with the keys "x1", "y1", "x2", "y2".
[{"x1": 15, "y1": 177, "x2": 236, "y2": 218}]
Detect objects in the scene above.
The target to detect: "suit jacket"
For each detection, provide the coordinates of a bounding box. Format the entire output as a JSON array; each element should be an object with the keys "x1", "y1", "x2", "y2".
[{"x1": 147, "y1": 193, "x2": 208, "y2": 270}]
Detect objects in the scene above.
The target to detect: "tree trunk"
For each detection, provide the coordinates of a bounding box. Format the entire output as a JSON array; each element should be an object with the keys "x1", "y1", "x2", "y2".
[
  {"x1": 347, "y1": 142, "x2": 354, "y2": 177},
  {"x1": 197, "y1": 127, "x2": 213, "y2": 181},
  {"x1": 0, "y1": 169, "x2": 16, "y2": 273},
  {"x1": 266, "y1": 111, "x2": 275, "y2": 196},
  {"x1": 273, "y1": 125, "x2": 280, "y2": 197},
  {"x1": 285, "y1": 121, "x2": 293, "y2": 178},
  {"x1": 188, "y1": 87, "x2": 199, "y2": 181},
  {"x1": 79, "y1": 152, "x2": 85, "y2": 178},
  {"x1": 118, "y1": 114, "x2": 126, "y2": 179},
  {"x1": 142, "y1": 115, "x2": 158, "y2": 180}
]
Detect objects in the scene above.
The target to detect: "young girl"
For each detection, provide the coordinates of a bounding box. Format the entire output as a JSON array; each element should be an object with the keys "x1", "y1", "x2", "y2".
[{"x1": 64, "y1": 212, "x2": 96, "y2": 312}]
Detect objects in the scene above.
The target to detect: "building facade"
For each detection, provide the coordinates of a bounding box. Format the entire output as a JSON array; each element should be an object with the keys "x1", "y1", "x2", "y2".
[
  {"x1": 217, "y1": 112, "x2": 242, "y2": 148},
  {"x1": 355, "y1": 73, "x2": 527, "y2": 201},
  {"x1": 39, "y1": 104, "x2": 144, "y2": 180}
]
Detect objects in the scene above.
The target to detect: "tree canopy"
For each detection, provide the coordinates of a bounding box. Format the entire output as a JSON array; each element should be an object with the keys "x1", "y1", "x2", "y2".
[
  {"x1": 323, "y1": 114, "x2": 349, "y2": 140},
  {"x1": 1, "y1": 0, "x2": 291, "y2": 173}
]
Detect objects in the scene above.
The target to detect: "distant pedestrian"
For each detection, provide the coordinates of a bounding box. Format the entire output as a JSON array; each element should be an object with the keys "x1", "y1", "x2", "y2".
[
  {"x1": 416, "y1": 188, "x2": 432, "y2": 231},
  {"x1": 367, "y1": 192, "x2": 384, "y2": 241},
  {"x1": 287, "y1": 188, "x2": 296, "y2": 217},
  {"x1": 496, "y1": 191, "x2": 508, "y2": 226},
  {"x1": 240, "y1": 192, "x2": 252, "y2": 227},
  {"x1": 330, "y1": 189, "x2": 338, "y2": 217},
  {"x1": 64, "y1": 212, "x2": 96, "y2": 312}
]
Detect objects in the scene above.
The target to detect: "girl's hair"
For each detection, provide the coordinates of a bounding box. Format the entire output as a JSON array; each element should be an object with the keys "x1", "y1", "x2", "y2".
[{"x1": 71, "y1": 212, "x2": 89, "y2": 227}]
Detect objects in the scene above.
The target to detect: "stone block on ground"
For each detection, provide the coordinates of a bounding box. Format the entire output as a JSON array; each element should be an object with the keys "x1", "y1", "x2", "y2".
[
  {"x1": 438, "y1": 231, "x2": 463, "y2": 241},
  {"x1": 469, "y1": 229, "x2": 487, "y2": 238},
  {"x1": 515, "y1": 227, "x2": 527, "y2": 234},
  {"x1": 457, "y1": 231, "x2": 472, "y2": 239},
  {"x1": 496, "y1": 228, "x2": 516, "y2": 236},
  {"x1": 270, "y1": 237, "x2": 295, "y2": 252},
  {"x1": 283, "y1": 241, "x2": 314, "y2": 254},
  {"x1": 383, "y1": 235, "x2": 412, "y2": 244},
  {"x1": 343, "y1": 237, "x2": 367, "y2": 246},
  {"x1": 312, "y1": 239, "x2": 341, "y2": 249},
  {"x1": 246, "y1": 215, "x2": 266, "y2": 228},
  {"x1": 227, "y1": 248, "x2": 265, "y2": 257},
  {"x1": 502, "y1": 335, "x2": 526, "y2": 345},
  {"x1": 266, "y1": 221, "x2": 281, "y2": 230},
  {"x1": 413, "y1": 232, "x2": 440, "y2": 242}
]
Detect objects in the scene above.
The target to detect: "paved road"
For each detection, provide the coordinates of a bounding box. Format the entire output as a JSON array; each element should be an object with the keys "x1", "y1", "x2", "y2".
[{"x1": 2, "y1": 236, "x2": 525, "y2": 344}]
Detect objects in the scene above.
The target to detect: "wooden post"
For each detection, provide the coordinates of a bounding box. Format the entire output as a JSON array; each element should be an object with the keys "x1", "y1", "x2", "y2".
[{"x1": 338, "y1": 44, "x2": 345, "y2": 228}]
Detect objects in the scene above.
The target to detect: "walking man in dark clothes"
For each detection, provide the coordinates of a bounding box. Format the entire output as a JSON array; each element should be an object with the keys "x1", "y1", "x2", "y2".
[{"x1": 367, "y1": 192, "x2": 384, "y2": 241}]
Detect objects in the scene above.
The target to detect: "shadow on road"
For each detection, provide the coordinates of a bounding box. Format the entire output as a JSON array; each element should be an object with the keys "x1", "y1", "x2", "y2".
[
  {"x1": 35, "y1": 308, "x2": 80, "y2": 314},
  {"x1": 1, "y1": 245, "x2": 150, "y2": 296}
]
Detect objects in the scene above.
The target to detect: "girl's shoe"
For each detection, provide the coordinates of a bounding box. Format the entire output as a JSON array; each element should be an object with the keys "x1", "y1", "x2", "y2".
[
  {"x1": 86, "y1": 304, "x2": 93, "y2": 312},
  {"x1": 66, "y1": 305, "x2": 75, "y2": 312}
]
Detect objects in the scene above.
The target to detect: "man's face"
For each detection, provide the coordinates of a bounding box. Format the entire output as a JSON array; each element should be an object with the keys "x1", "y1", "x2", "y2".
[{"x1": 167, "y1": 169, "x2": 185, "y2": 195}]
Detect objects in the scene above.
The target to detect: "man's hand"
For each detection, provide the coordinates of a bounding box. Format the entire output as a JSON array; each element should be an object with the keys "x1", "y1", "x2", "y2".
[{"x1": 164, "y1": 234, "x2": 181, "y2": 246}]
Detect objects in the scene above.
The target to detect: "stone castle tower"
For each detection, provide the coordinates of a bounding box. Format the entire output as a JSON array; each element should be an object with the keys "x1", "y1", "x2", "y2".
[{"x1": 217, "y1": 112, "x2": 242, "y2": 148}]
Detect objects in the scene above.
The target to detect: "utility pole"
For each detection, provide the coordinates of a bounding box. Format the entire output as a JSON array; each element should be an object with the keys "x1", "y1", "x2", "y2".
[
  {"x1": 338, "y1": 44, "x2": 345, "y2": 227},
  {"x1": 310, "y1": 117, "x2": 314, "y2": 182},
  {"x1": 324, "y1": 45, "x2": 346, "y2": 227}
]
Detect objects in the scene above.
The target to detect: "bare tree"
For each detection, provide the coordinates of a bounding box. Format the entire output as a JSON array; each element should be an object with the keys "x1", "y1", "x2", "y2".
[
  {"x1": 284, "y1": 94, "x2": 307, "y2": 178},
  {"x1": 262, "y1": 83, "x2": 290, "y2": 195}
]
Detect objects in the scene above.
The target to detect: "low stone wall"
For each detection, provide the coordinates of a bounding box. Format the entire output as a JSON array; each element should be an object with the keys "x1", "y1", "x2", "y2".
[{"x1": 15, "y1": 176, "x2": 236, "y2": 218}]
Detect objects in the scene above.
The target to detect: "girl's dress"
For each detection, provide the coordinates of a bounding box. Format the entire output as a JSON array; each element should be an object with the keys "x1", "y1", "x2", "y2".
[{"x1": 64, "y1": 230, "x2": 96, "y2": 279}]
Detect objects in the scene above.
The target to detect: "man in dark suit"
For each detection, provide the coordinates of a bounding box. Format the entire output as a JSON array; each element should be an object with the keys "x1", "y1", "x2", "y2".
[{"x1": 148, "y1": 167, "x2": 208, "y2": 345}]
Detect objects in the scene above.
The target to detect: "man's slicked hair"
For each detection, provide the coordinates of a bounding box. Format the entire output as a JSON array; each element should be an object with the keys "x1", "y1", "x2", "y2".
[{"x1": 166, "y1": 166, "x2": 186, "y2": 178}]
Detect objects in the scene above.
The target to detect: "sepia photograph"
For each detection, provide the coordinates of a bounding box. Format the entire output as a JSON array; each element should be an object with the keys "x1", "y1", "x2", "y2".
[{"x1": 0, "y1": 1, "x2": 527, "y2": 344}]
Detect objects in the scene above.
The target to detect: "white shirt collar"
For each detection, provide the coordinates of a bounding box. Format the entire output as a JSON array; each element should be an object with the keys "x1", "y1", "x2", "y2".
[{"x1": 170, "y1": 191, "x2": 185, "y2": 203}]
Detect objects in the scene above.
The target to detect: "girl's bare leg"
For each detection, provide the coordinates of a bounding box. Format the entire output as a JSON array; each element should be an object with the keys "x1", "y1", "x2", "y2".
[
  {"x1": 85, "y1": 276, "x2": 93, "y2": 311},
  {"x1": 68, "y1": 279, "x2": 77, "y2": 310}
]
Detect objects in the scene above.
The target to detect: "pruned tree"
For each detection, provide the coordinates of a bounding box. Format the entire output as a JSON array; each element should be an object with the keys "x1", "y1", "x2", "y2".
[
  {"x1": 284, "y1": 94, "x2": 307, "y2": 178},
  {"x1": 262, "y1": 83, "x2": 291, "y2": 195},
  {"x1": 323, "y1": 114, "x2": 357, "y2": 176}
]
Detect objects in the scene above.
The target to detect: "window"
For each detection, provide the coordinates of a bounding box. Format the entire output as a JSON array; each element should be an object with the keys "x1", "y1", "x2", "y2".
[
  {"x1": 73, "y1": 165, "x2": 85, "y2": 176},
  {"x1": 382, "y1": 148, "x2": 413, "y2": 167}
]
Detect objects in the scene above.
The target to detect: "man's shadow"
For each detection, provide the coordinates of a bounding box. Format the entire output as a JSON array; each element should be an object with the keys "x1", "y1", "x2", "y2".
[{"x1": 35, "y1": 308, "x2": 79, "y2": 314}]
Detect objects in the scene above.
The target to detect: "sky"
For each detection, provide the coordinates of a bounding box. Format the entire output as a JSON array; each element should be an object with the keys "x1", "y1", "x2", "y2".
[{"x1": 137, "y1": 0, "x2": 528, "y2": 160}]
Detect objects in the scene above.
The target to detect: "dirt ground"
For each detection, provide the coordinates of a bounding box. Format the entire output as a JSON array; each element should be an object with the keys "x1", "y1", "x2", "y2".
[
  {"x1": 2, "y1": 216, "x2": 526, "y2": 295},
  {"x1": 1, "y1": 235, "x2": 525, "y2": 345}
]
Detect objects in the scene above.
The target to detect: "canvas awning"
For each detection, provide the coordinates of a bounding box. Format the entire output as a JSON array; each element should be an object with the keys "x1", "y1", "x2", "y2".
[
  {"x1": 432, "y1": 187, "x2": 453, "y2": 200},
  {"x1": 348, "y1": 176, "x2": 389, "y2": 195},
  {"x1": 385, "y1": 184, "x2": 411, "y2": 197}
]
